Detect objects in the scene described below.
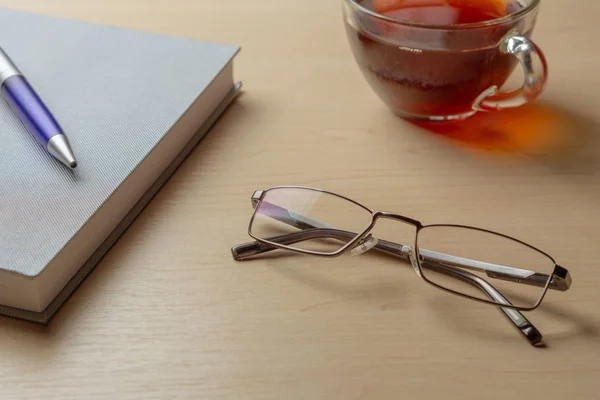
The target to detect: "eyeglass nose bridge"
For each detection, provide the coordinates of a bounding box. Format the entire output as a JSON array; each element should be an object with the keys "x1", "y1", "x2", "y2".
[
  {"x1": 369, "y1": 212, "x2": 423, "y2": 276},
  {"x1": 372, "y1": 211, "x2": 423, "y2": 228}
]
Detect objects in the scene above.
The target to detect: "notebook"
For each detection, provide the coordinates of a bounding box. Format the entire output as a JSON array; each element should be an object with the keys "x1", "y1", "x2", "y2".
[{"x1": 0, "y1": 7, "x2": 241, "y2": 323}]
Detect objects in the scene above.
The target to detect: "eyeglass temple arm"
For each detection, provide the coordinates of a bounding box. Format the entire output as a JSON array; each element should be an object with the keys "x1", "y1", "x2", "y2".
[
  {"x1": 247, "y1": 201, "x2": 571, "y2": 291},
  {"x1": 421, "y1": 261, "x2": 544, "y2": 346},
  {"x1": 231, "y1": 231, "x2": 543, "y2": 346},
  {"x1": 418, "y1": 248, "x2": 571, "y2": 292}
]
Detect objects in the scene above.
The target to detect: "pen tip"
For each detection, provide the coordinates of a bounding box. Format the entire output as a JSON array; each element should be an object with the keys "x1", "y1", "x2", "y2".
[{"x1": 47, "y1": 135, "x2": 78, "y2": 171}]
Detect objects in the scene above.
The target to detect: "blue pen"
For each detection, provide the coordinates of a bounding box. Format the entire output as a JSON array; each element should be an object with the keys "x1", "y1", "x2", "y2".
[{"x1": 0, "y1": 46, "x2": 77, "y2": 169}]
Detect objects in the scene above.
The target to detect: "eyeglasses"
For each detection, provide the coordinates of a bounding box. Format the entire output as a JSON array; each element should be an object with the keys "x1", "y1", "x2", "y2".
[{"x1": 231, "y1": 186, "x2": 572, "y2": 346}]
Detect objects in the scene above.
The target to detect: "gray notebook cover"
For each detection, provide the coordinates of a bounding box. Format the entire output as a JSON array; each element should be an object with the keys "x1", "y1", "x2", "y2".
[{"x1": 0, "y1": 8, "x2": 240, "y2": 322}]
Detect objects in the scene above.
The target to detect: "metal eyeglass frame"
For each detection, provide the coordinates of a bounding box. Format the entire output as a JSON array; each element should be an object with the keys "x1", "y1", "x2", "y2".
[{"x1": 231, "y1": 186, "x2": 572, "y2": 347}]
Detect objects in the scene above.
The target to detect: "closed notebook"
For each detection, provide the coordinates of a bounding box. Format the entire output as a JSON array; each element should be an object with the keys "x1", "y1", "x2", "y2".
[{"x1": 0, "y1": 7, "x2": 241, "y2": 323}]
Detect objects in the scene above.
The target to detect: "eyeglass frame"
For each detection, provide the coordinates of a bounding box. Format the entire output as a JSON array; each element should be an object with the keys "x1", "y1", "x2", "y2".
[{"x1": 232, "y1": 186, "x2": 572, "y2": 345}]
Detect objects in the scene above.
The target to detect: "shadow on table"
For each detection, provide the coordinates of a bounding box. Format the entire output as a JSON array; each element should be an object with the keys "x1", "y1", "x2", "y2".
[
  {"x1": 263, "y1": 252, "x2": 410, "y2": 307},
  {"x1": 252, "y1": 249, "x2": 599, "y2": 346},
  {"x1": 427, "y1": 294, "x2": 600, "y2": 347}
]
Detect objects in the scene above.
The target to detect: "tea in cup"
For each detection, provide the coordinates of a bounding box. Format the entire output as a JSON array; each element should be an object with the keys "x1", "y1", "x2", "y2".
[{"x1": 343, "y1": 0, "x2": 548, "y2": 121}]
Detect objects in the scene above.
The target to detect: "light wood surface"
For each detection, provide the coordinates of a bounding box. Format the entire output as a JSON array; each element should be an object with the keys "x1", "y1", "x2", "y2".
[{"x1": 1, "y1": 1, "x2": 599, "y2": 399}]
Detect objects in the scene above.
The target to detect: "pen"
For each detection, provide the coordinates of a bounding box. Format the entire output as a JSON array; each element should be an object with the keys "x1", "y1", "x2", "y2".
[{"x1": 0, "y1": 46, "x2": 77, "y2": 169}]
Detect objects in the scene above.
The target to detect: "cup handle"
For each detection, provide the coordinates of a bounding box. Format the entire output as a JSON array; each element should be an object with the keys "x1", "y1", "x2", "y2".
[{"x1": 473, "y1": 32, "x2": 548, "y2": 112}]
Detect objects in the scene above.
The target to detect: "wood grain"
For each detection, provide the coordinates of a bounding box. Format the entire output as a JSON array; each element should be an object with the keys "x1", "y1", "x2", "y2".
[{"x1": 0, "y1": 1, "x2": 599, "y2": 399}]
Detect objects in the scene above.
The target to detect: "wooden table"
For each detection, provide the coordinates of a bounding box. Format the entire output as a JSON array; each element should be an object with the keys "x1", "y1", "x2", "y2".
[{"x1": 1, "y1": 1, "x2": 599, "y2": 399}]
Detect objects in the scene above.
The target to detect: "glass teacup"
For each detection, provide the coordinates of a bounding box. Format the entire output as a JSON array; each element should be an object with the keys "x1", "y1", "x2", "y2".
[{"x1": 343, "y1": 0, "x2": 548, "y2": 121}]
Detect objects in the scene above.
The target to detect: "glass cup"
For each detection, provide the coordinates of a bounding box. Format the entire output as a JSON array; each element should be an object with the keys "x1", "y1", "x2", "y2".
[{"x1": 342, "y1": 0, "x2": 548, "y2": 121}]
